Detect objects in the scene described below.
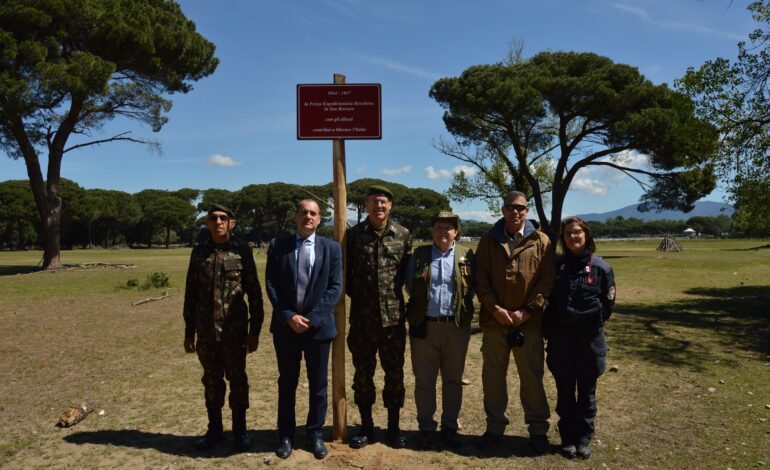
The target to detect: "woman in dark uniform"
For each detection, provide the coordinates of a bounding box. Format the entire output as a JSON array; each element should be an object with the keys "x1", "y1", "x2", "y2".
[{"x1": 545, "y1": 217, "x2": 616, "y2": 460}]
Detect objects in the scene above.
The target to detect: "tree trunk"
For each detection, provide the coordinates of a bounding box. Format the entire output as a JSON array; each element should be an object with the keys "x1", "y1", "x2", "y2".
[
  {"x1": 165, "y1": 225, "x2": 171, "y2": 248},
  {"x1": 41, "y1": 200, "x2": 62, "y2": 269}
]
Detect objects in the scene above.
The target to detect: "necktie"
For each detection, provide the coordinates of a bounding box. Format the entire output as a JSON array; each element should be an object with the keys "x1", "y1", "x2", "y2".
[{"x1": 296, "y1": 239, "x2": 310, "y2": 314}]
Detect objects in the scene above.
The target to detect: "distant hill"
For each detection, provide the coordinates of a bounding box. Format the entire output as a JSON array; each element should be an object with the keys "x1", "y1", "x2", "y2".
[{"x1": 575, "y1": 200, "x2": 734, "y2": 222}]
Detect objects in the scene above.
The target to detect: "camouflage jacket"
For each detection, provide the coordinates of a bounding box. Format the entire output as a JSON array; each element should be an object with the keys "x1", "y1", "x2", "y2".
[
  {"x1": 346, "y1": 219, "x2": 412, "y2": 327},
  {"x1": 183, "y1": 237, "x2": 264, "y2": 341}
]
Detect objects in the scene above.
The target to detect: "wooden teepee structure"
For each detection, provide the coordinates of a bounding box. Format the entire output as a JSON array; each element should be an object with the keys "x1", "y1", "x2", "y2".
[{"x1": 656, "y1": 234, "x2": 683, "y2": 252}]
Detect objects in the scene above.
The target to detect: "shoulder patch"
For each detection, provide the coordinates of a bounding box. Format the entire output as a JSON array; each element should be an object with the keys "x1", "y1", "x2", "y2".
[{"x1": 607, "y1": 285, "x2": 616, "y2": 301}]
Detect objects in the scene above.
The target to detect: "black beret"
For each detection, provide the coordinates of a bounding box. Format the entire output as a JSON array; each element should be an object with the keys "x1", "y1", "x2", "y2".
[{"x1": 366, "y1": 185, "x2": 394, "y2": 201}]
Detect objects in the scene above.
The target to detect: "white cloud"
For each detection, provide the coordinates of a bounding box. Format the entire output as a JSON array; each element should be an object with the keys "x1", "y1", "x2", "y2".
[
  {"x1": 456, "y1": 210, "x2": 497, "y2": 223},
  {"x1": 572, "y1": 150, "x2": 651, "y2": 194},
  {"x1": 571, "y1": 177, "x2": 608, "y2": 197},
  {"x1": 355, "y1": 165, "x2": 366, "y2": 175},
  {"x1": 206, "y1": 154, "x2": 242, "y2": 167},
  {"x1": 425, "y1": 165, "x2": 478, "y2": 180},
  {"x1": 611, "y1": 2, "x2": 743, "y2": 41},
  {"x1": 381, "y1": 165, "x2": 412, "y2": 176}
]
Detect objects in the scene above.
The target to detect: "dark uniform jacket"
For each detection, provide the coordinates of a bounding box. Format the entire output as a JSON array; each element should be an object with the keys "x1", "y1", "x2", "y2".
[
  {"x1": 545, "y1": 251, "x2": 616, "y2": 327},
  {"x1": 406, "y1": 244, "x2": 475, "y2": 335},
  {"x1": 183, "y1": 237, "x2": 264, "y2": 341},
  {"x1": 346, "y1": 219, "x2": 412, "y2": 328}
]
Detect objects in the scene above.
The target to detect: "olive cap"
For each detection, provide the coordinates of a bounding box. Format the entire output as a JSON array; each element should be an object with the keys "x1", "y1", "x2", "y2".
[
  {"x1": 366, "y1": 185, "x2": 394, "y2": 201},
  {"x1": 208, "y1": 203, "x2": 234, "y2": 218}
]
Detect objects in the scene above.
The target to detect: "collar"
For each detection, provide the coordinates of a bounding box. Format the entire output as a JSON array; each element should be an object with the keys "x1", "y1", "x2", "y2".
[
  {"x1": 296, "y1": 232, "x2": 317, "y2": 244},
  {"x1": 364, "y1": 219, "x2": 393, "y2": 235},
  {"x1": 432, "y1": 242, "x2": 455, "y2": 257}
]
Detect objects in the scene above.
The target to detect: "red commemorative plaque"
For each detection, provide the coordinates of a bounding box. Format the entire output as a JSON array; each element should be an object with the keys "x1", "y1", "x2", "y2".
[{"x1": 297, "y1": 84, "x2": 381, "y2": 140}]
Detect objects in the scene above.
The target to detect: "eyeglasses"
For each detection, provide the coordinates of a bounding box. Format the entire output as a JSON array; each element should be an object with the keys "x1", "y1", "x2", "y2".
[
  {"x1": 566, "y1": 229, "x2": 584, "y2": 237},
  {"x1": 207, "y1": 214, "x2": 229, "y2": 222},
  {"x1": 504, "y1": 204, "x2": 528, "y2": 213}
]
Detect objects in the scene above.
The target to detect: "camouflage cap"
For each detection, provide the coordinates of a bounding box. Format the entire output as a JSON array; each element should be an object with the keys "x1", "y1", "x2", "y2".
[
  {"x1": 208, "y1": 203, "x2": 234, "y2": 218},
  {"x1": 431, "y1": 210, "x2": 460, "y2": 230},
  {"x1": 366, "y1": 185, "x2": 394, "y2": 201}
]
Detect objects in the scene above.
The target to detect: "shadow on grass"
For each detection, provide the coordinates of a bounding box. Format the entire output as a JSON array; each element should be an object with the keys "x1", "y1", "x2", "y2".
[
  {"x1": 724, "y1": 242, "x2": 770, "y2": 251},
  {"x1": 418, "y1": 433, "x2": 547, "y2": 458},
  {"x1": 0, "y1": 265, "x2": 41, "y2": 276},
  {"x1": 64, "y1": 428, "x2": 276, "y2": 457},
  {"x1": 611, "y1": 285, "x2": 770, "y2": 370}
]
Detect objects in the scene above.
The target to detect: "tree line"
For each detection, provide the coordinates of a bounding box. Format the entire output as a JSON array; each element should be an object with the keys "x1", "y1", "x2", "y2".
[
  {"x1": 0, "y1": 178, "x2": 449, "y2": 250},
  {"x1": 2, "y1": 1, "x2": 769, "y2": 267}
]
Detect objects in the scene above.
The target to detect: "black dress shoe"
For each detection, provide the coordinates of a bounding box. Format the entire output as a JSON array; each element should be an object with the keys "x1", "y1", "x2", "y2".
[
  {"x1": 276, "y1": 437, "x2": 293, "y2": 459},
  {"x1": 349, "y1": 428, "x2": 374, "y2": 449},
  {"x1": 195, "y1": 431, "x2": 225, "y2": 451},
  {"x1": 309, "y1": 437, "x2": 328, "y2": 459}
]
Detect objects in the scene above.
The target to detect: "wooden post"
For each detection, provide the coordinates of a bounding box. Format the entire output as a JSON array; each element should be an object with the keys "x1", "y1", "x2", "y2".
[{"x1": 331, "y1": 73, "x2": 348, "y2": 441}]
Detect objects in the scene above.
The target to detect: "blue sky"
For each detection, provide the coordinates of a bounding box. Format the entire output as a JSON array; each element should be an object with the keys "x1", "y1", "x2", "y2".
[{"x1": 1, "y1": 0, "x2": 757, "y2": 221}]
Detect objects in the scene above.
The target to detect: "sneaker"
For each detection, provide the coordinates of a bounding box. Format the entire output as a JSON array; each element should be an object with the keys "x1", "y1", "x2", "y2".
[
  {"x1": 476, "y1": 431, "x2": 501, "y2": 450},
  {"x1": 530, "y1": 434, "x2": 549, "y2": 454}
]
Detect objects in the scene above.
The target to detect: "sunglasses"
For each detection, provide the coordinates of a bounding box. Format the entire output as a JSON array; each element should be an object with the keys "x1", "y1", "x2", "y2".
[
  {"x1": 207, "y1": 214, "x2": 230, "y2": 222},
  {"x1": 504, "y1": 204, "x2": 528, "y2": 213}
]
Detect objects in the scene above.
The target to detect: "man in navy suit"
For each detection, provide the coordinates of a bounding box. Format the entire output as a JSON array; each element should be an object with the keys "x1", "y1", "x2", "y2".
[{"x1": 265, "y1": 199, "x2": 342, "y2": 460}]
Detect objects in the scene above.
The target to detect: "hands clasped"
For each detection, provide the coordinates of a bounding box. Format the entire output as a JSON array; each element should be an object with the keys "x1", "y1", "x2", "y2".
[
  {"x1": 288, "y1": 314, "x2": 312, "y2": 333},
  {"x1": 492, "y1": 306, "x2": 530, "y2": 327}
]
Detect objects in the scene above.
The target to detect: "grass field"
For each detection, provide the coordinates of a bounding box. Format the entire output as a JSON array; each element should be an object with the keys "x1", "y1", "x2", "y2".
[{"x1": 0, "y1": 239, "x2": 768, "y2": 469}]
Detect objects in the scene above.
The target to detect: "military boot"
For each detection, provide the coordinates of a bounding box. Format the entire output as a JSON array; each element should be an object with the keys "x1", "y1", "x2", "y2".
[
  {"x1": 232, "y1": 408, "x2": 251, "y2": 452},
  {"x1": 195, "y1": 407, "x2": 225, "y2": 451},
  {"x1": 349, "y1": 405, "x2": 374, "y2": 449},
  {"x1": 385, "y1": 407, "x2": 406, "y2": 449}
]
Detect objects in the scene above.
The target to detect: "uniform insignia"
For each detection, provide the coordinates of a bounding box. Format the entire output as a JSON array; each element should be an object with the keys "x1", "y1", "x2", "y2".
[
  {"x1": 586, "y1": 274, "x2": 596, "y2": 285},
  {"x1": 608, "y1": 285, "x2": 616, "y2": 300}
]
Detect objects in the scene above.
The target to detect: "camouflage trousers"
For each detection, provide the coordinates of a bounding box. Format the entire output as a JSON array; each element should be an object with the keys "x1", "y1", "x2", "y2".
[
  {"x1": 347, "y1": 322, "x2": 406, "y2": 409},
  {"x1": 196, "y1": 337, "x2": 249, "y2": 410}
]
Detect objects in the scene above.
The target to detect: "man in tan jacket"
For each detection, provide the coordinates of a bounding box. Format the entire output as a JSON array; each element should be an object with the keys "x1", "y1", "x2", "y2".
[{"x1": 474, "y1": 190, "x2": 555, "y2": 454}]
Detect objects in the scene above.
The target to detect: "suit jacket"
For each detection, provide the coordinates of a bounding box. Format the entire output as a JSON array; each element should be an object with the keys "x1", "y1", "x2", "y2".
[{"x1": 266, "y1": 233, "x2": 342, "y2": 341}]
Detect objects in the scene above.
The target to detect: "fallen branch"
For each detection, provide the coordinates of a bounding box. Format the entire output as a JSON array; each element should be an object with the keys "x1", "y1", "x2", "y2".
[
  {"x1": 132, "y1": 291, "x2": 169, "y2": 306},
  {"x1": 57, "y1": 400, "x2": 95, "y2": 428}
]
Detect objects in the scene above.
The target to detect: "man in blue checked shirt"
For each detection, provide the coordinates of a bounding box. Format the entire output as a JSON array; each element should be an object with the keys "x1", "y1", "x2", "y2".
[{"x1": 405, "y1": 211, "x2": 475, "y2": 450}]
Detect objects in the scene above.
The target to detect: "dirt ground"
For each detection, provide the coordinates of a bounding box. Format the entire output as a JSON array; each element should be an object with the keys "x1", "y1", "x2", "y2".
[{"x1": 0, "y1": 241, "x2": 768, "y2": 469}]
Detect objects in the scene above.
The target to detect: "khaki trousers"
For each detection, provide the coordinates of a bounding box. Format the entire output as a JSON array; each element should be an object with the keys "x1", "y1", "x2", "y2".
[
  {"x1": 410, "y1": 321, "x2": 471, "y2": 432},
  {"x1": 481, "y1": 321, "x2": 550, "y2": 436}
]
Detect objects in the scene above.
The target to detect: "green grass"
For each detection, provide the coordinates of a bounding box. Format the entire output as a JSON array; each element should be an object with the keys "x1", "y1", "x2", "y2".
[{"x1": 0, "y1": 240, "x2": 768, "y2": 469}]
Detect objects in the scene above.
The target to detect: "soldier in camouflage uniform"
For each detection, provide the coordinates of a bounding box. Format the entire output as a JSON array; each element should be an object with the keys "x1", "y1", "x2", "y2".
[
  {"x1": 346, "y1": 186, "x2": 412, "y2": 449},
  {"x1": 183, "y1": 203, "x2": 264, "y2": 452}
]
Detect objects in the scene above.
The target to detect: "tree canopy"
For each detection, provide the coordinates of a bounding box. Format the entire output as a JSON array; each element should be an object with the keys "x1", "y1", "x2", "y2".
[
  {"x1": 430, "y1": 51, "x2": 719, "y2": 239},
  {"x1": 678, "y1": 1, "x2": 770, "y2": 235},
  {"x1": 0, "y1": 0, "x2": 218, "y2": 268}
]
